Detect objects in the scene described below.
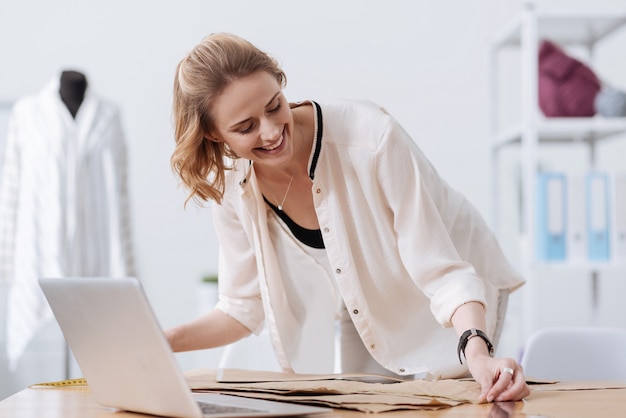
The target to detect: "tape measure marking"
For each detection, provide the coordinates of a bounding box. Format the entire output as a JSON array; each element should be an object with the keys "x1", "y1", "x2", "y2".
[{"x1": 29, "y1": 378, "x2": 88, "y2": 388}]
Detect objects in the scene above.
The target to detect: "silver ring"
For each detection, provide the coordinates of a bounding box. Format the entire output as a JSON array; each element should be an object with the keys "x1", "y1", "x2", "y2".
[{"x1": 501, "y1": 367, "x2": 514, "y2": 376}]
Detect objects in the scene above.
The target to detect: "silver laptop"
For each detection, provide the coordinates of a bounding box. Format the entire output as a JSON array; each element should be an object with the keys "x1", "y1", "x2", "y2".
[{"x1": 39, "y1": 276, "x2": 330, "y2": 418}]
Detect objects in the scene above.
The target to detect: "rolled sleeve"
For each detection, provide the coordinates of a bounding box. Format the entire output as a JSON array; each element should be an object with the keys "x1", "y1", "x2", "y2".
[
  {"x1": 216, "y1": 295, "x2": 264, "y2": 335},
  {"x1": 428, "y1": 272, "x2": 487, "y2": 327}
]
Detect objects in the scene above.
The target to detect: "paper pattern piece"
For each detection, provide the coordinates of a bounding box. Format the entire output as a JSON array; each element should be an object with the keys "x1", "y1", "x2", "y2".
[{"x1": 185, "y1": 369, "x2": 482, "y2": 413}]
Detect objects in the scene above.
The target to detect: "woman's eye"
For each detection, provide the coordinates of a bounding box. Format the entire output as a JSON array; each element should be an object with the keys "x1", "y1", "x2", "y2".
[
  {"x1": 269, "y1": 102, "x2": 281, "y2": 113},
  {"x1": 239, "y1": 125, "x2": 253, "y2": 134}
]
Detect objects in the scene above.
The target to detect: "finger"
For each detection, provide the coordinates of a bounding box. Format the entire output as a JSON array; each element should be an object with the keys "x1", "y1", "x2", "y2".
[
  {"x1": 496, "y1": 379, "x2": 531, "y2": 401},
  {"x1": 494, "y1": 366, "x2": 531, "y2": 401},
  {"x1": 477, "y1": 375, "x2": 495, "y2": 402},
  {"x1": 496, "y1": 382, "x2": 530, "y2": 401},
  {"x1": 486, "y1": 366, "x2": 515, "y2": 402}
]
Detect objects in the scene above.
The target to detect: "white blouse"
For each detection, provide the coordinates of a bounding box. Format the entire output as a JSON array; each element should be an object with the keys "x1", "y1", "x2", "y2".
[{"x1": 213, "y1": 99, "x2": 525, "y2": 379}]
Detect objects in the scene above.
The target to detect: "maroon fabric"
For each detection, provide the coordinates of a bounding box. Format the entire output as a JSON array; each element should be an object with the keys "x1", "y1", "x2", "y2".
[{"x1": 538, "y1": 40, "x2": 601, "y2": 117}]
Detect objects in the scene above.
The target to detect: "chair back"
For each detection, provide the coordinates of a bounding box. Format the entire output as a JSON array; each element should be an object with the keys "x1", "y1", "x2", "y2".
[{"x1": 520, "y1": 327, "x2": 626, "y2": 382}]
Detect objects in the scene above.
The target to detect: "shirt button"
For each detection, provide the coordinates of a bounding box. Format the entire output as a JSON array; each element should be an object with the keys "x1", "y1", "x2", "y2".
[
  {"x1": 316, "y1": 188, "x2": 321, "y2": 193},
  {"x1": 336, "y1": 268, "x2": 342, "y2": 274},
  {"x1": 353, "y1": 309, "x2": 359, "y2": 315},
  {"x1": 323, "y1": 227, "x2": 330, "y2": 233},
  {"x1": 399, "y1": 368, "x2": 406, "y2": 373},
  {"x1": 370, "y1": 344, "x2": 376, "y2": 349}
]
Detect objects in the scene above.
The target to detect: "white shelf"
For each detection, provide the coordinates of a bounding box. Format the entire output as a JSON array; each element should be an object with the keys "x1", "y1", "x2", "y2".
[
  {"x1": 492, "y1": 12, "x2": 626, "y2": 48},
  {"x1": 489, "y1": 6, "x2": 626, "y2": 339},
  {"x1": 493, "y1": 117, "x2": 626, "y2": 149}
]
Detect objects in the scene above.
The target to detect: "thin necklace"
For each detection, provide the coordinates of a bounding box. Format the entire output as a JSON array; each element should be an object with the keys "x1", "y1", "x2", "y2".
[
  {"x1": 271, "y1": 172, "x2": 295, "y2": 211},
  {"x1": 269, "y1": 111, "x2": 303, "y2": 211}
]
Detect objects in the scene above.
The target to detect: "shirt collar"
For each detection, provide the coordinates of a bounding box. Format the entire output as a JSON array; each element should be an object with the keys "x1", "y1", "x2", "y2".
[{"x1": 308, "y1": 101, "x2": 323, "y2": 180}]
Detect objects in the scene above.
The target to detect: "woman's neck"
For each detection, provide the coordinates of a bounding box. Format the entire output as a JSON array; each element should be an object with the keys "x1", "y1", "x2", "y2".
[{"x1": 291, "y1": 103, "x2": 315, "y2": 170}]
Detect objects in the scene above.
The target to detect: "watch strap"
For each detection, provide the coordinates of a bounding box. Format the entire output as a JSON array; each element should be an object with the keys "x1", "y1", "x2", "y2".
[{"x1": 457, "y1": 328, "x2": 494, "y2": 364}]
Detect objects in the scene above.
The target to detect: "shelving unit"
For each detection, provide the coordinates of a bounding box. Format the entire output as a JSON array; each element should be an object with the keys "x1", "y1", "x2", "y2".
[{"x1": 489, "y1": 4, "x2": 626, "y2": 340}]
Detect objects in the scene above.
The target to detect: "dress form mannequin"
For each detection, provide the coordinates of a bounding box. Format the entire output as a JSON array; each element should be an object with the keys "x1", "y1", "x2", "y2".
[{"x1": 59, "y1": 70, "x2": 87, "y2": 118}]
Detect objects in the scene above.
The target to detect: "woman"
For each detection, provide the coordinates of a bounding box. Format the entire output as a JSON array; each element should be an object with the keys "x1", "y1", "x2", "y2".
[{"x1": 165, "y1": 32, "x2": 530, "y2": 402}]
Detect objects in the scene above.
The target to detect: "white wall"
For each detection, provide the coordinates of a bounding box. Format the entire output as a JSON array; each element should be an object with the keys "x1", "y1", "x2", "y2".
[
  {"x1": 1, "y1": 0, "x2": 626, "y2": 400},
  {"x1": 0, "y1": 0, "x2": 522, "y2": 326}
]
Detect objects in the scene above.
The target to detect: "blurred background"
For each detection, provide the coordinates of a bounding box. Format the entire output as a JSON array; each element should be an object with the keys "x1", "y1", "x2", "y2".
[{"x1": 1, "y1": 0, "x2": 626, "y2": 400}]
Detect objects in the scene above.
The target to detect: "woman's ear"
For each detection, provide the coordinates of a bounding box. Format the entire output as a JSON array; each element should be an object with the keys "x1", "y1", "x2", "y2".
[{"x1": 204, "y1": 135, "x2": 222, "y2": 143}]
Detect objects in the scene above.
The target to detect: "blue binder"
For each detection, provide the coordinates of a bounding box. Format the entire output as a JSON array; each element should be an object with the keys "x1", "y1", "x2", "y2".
[
  {"x1": 566, "y1": 173, "x2": 587, "y2": 263},
  {"x1": 586, "y1": 172, "x2": 610, "y2": 261},
  {"x1": 537, "y1": 172, "x2": 566, "y2": 261}
]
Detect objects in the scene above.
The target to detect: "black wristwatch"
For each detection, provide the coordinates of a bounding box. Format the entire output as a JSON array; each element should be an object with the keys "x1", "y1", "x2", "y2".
[{"x1": 457, "y1": 328, "x2": 494, "y2": 364}]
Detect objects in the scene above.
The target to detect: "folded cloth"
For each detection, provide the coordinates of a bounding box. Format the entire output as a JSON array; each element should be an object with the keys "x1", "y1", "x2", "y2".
[{"x1": 538, "y1": 39, "x2": 601, "y2": 117}]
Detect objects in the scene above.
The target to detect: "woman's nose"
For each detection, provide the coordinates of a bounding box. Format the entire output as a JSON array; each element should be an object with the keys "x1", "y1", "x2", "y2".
[{"x1": 259, "y1": 118, "x2": 281, "y2": 142}]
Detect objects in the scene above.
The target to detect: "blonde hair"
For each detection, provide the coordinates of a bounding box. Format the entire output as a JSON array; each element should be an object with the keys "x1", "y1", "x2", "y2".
[{"x1": 171, "y1": 33, "x2": 286, "y2": 206}]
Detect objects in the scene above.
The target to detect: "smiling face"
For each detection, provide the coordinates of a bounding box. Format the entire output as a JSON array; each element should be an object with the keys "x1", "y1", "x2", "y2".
[{"x1": 209, "y1": 71, "x2": 295, "y2": 171}]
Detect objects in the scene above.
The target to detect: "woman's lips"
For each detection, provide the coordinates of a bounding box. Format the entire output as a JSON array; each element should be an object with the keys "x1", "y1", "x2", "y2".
[
  {"x1": 257, "y1": 127, "x2": 287, "y2": 153},
  {"x1": 262, "y1": 135, "x2": 283, "y2": 151}
]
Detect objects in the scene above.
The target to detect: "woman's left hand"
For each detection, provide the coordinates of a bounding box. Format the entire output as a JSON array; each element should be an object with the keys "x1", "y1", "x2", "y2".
[
  {"x1": 449, "y1": 302, "x2": 531, "y2": 402},
  {"x1": 467, "y1": 354, "x2": 531, "y2": 402}
]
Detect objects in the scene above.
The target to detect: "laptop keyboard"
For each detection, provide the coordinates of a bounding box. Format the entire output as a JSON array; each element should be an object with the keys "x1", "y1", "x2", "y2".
[{"x1": 198, "y1": 401, "x2": 268, "y2": 415}]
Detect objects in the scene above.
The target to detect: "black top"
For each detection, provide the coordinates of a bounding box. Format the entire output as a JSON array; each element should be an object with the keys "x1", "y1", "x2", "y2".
[{"x1": 264, "y1": 196, "x2": 325, "y2": 249}]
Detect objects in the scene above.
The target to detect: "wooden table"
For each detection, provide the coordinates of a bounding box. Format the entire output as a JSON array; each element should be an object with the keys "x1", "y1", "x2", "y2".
[{"x1": 1, "y1": 383, "x2": 626, "y2": 417}]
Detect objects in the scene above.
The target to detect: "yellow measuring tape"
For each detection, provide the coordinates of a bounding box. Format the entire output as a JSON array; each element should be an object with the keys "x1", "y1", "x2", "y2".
[{"x1": 29, "y1": 378, "x2": 88, "y2": 388}]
